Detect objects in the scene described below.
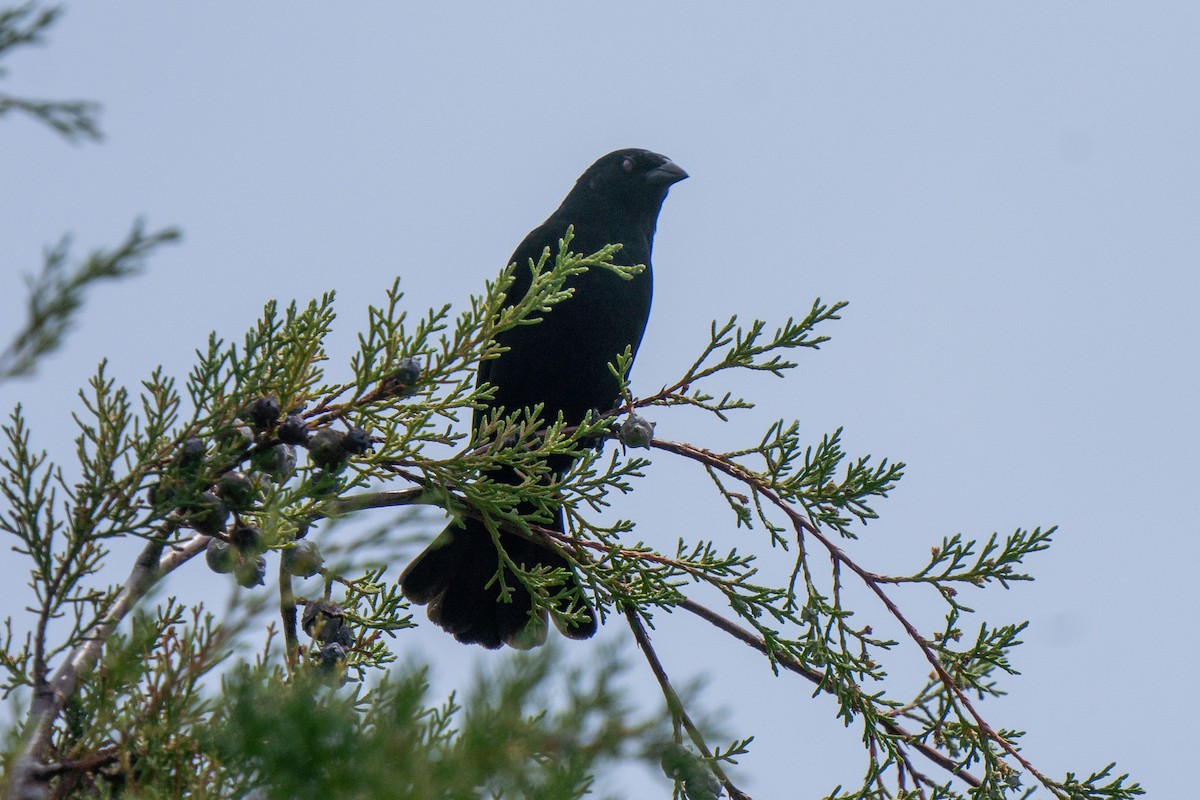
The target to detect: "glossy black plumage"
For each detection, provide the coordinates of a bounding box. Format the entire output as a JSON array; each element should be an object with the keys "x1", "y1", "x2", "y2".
[{"x1": 400, "y1": 149, "x2": 687, "y2": 648}]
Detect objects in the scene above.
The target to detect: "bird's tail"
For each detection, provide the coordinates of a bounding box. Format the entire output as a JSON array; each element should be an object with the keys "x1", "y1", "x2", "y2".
[{"x1": 400, "y1": 510, "x2": 597, "y2": 649}]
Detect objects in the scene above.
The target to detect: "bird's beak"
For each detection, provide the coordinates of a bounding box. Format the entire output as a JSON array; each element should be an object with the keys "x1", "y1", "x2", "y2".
[{"x1": 647, "y1": 159, "x2": 688, "y2": 185}]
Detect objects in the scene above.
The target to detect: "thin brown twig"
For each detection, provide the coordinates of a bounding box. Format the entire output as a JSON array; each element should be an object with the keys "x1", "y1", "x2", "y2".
[
  {"x1": 650, "y1": 436, "x2": 1048, "y2": 792},
  {"x1": 332, "y1": 475, "x2": 990, "y2": 792},
  {"x1": 279, "y1": 566, "x2": 300, "y2": 670},
  {"x1": 315, "y1": 418, "x2": 1044, "y2": 794},
  {"x1": 6, "y1": 533, "x2": 207, "y2": 800},
  {"x1": 623, "y1": 605, "x2": 752, "y2": 800},
  {"x1": 677, "y1": 597, "x2": 981, "y2": 790},
  {"x1": 29, "y1": 746, "x2": 119, "y2": 779}
]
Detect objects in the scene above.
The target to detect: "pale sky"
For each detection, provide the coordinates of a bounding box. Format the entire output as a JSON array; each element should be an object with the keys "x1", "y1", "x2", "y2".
[{"x1": 2, "y1": 3, "x2": 1196, "y2": 797}]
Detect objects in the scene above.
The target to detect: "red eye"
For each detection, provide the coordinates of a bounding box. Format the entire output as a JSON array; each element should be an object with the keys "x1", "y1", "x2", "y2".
[{"x1": 621, "y1": 156, "x2": 635, "y2": 172}]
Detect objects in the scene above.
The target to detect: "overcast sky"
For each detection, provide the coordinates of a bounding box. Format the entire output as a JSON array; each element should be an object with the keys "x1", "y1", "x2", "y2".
[{"x1": 2, "y1": 3, "x2": 1196, "y2": 797}]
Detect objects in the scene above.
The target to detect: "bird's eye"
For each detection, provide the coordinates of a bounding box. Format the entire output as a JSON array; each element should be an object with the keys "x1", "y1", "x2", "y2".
[{"x1": 621, "y1": 156, "x2": 635, "y2": 173}]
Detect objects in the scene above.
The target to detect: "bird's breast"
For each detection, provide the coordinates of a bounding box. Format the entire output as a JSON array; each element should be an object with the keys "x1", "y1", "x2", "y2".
[{"x1": 486, "y1": 260, "x2": 652, "y2": 425}]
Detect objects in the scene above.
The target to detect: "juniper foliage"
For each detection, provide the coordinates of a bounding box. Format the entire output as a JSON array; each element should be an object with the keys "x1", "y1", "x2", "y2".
[
  {"x1": 0, "y1": 6, "x2": 1143, "y2": 800},
  {"x1": 0, "y1": 243, "x2": 1143, "y2": 800}
]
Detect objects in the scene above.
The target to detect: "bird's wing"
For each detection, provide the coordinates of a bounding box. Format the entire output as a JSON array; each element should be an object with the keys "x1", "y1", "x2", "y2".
[{"x1": 474, "y1": 217, "x2": 569, "y2": 425}]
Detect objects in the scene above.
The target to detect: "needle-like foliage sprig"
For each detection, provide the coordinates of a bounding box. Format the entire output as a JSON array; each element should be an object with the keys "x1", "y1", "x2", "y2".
[
  {"x1": 2, "y1": 230, "x2": 1142, "y2": 796},
  {"x1": 1, "y1": 226, "x2": 1140, "y2": 799},
  {"x1": 1, "y1": 9, "x2": 1142, "y2": 798}
]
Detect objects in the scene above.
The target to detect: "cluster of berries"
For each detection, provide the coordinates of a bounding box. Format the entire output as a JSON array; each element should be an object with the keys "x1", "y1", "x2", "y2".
[
  {"x1": 150, "y1": 395, "x2": 376, "y2": 591},
  {"x1": 152, "y1": 359, "x2": 422, "y2": 672},
  {"x1": 302, "y1": 599, "x2": 355, "y2": 676}
]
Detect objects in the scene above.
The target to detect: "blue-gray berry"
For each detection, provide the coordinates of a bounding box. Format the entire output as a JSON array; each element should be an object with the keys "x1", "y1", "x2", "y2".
[
  {"x1": 278, "y1": 414, "x2": 309, "y2": 446},
  {"x1": 219, "y1": 418, "x2": 255, "y2": 452},
  {"x1": 281, "y1": 539, "x2": 325, "y2": 578},
  {"x1": 230, "y1": 523, "x2": 265, "y2": 556},
  {"x1": 308, "y1": 428, "x2": 349, "y2": 471},
  {"x1": 216, "y1": 470, "x2": 257, "y2": 512},
  {"x1": 618, "y1": 413, "x2": 656, "y2": 449},
  {"x1": 188, "y1": 491, "x2": 229, "y2": 535},
  {"x1": 246, "y1": 396, "x2": 281, "y2": 431},
  {"x1": 383, "y1": 357, "x2": 423, "y2": 397},
  {"x1": 235, "y1": 555, "x2": 267, "y2": 588},
  {"x1": 252, "y1": 443, "x2": 296, "y2": 482},
  {"x1": 343, "y1": 426, "x2": 372, "y2": 455},
  {"x1": 176, "y1": 437, "x2": 206, "y2": 468},
  {"x1": 315, "y1": 641, "x2": 347, "y2": 673},
  {"x1": 204, "y1": 538, "x2": 237, "y2": 574},
  {"x1": 302, "y1": 599, "x2": 346, "y2": 644}
]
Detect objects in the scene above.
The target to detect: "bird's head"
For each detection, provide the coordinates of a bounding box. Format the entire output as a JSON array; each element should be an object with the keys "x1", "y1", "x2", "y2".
[{"x1": 561, "y1": 148, "x2": 688, "y2": 222}]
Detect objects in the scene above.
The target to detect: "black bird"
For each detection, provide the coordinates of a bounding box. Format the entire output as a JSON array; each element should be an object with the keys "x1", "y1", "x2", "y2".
[{"x1": 400, "y1": 148, "x2": 687, "y2": 648}]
